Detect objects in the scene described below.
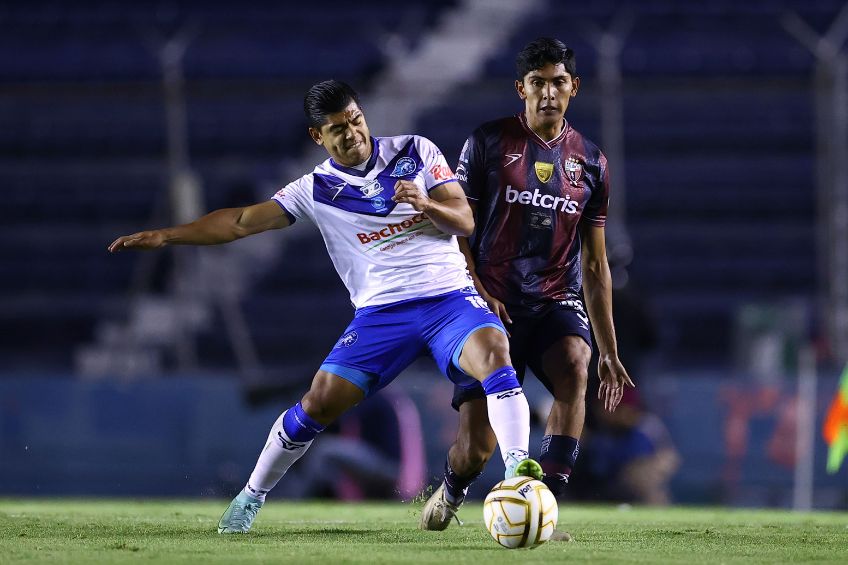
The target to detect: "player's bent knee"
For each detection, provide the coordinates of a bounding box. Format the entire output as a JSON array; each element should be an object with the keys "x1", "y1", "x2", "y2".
[
  {"x1": 461, "y1": 327, "x2": 511, "y2": 377},
  {"x1": 300, "y1": 370, "x2": 365, "y2": 424},
  {"x1": 299, "y1": 393, "x2": 334, "y2": 424},
  {"x1": 489, "y1": 336, "x2": 511, "y2": 366},
  {"x1": 550, "y1": 358, "x2": 589, "y2": 400},
  {"x1": 569, "y1": 359, "x2": 589, "y2": 387}
]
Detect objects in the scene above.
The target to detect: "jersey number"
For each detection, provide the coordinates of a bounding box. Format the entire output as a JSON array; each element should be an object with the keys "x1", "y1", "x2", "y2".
[{"x1": 465, "y1": 296, "x2": 492, "y2": 312}]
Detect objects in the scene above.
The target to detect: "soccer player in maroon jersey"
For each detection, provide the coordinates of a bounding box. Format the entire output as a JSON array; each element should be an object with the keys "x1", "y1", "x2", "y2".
[{"x1": 420, "y1": 38, "x2": 635, "y2": 534}]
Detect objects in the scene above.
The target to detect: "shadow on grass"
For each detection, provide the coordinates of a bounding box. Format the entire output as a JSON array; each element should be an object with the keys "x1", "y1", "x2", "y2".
[{"x1": 229, "y1": 528, "x2": 382, "y2": 540}]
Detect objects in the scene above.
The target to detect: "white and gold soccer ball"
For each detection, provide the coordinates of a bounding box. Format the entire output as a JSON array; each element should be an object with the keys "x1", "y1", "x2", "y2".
[{"x1": 483, "y1": 476, "x2": 558, "y2": 549}]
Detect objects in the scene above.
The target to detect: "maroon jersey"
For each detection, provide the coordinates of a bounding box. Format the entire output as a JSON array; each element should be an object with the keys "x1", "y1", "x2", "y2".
[{"x1": 457, "y1": 113, "x2": 609, "y2": 314}]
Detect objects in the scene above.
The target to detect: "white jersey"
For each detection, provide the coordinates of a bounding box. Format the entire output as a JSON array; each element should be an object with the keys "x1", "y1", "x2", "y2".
[{"x1": 272, "y1": 135, "x2": 472, "y2": 309}]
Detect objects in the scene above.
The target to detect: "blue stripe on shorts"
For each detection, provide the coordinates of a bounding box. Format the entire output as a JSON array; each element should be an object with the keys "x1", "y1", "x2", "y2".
[{"x1": 319, "y1": 363, "x2": 379, "y2": 395}]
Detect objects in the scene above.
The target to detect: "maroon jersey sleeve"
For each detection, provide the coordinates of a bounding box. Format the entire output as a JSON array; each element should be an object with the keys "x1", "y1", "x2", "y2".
[
  {"x1": 456, "y1": 129, "x2": 486, "y2": 201},
  {"x1": 581, "y1": 151, "x2": 610, "y2": 227}
]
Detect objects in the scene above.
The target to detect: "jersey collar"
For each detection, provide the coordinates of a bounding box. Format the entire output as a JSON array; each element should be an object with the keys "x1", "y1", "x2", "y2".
[
  {"x1": 518, "y1": 113, "x2": 569, "y2": 149},
  {"x1": 329, "y1": 137, "x2": 381, "y2": 177}
]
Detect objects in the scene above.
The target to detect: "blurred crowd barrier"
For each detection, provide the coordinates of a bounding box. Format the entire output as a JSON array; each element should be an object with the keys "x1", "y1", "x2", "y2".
[{"x1": 1, "y1": 369, "x2": 845, "y2": 508}]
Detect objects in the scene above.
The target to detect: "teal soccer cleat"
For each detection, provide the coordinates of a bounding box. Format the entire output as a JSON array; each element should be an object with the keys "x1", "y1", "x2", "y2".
[{"x1": 217, "y1": 491, "x2": 264, "y2": 534}]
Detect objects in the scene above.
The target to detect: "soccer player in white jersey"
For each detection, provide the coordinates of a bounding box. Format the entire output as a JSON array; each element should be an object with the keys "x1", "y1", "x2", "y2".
[{"x1": 108, "y1": 80, "x2": 542, "y2": 533}]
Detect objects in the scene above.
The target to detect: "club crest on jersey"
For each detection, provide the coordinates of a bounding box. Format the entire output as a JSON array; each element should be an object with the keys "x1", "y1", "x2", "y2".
[
  {"x1": 390, "y1": 157, "x2": 417, "y2": 177},
  {"x1": 564, "y1": 157, "x2": 583, "y2": 186},
  {"x1": 371, "y1": 196, "x2": 386, "y2": 211},
  {"x1": 358, "y1": 180, "x2": 383, "y2": 198},
  {"x1": 337, "y1": 331, "x2": 358, "y2": 348},
  {"x1": 534, "y1": 162, "x2": 554, "y2": 183}
]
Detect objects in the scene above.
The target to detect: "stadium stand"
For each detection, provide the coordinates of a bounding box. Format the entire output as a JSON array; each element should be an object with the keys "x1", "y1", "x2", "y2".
[
  {"x1": 0, "y1": 0, "x2": 842, "y2": 376},
  {"x1": 0, "y1": 0, "x2": 457, "y2": 376}
]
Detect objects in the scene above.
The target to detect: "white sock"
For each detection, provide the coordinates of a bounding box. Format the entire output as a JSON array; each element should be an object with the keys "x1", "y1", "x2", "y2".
[
  {"x1": 244, "y1": 411, "x2": 313, "y2": 502},
  {"x1": 485, "y1": 387, "x2": 530, "y2": 464}
]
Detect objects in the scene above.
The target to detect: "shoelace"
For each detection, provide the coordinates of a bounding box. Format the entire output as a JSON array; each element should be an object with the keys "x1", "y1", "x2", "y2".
[
  {"x1": 437, "y1": 497, "x2": 463, "y2": 526},
  {"x1": 229, "y1": 502, "x2": 260, "y2": 530}
]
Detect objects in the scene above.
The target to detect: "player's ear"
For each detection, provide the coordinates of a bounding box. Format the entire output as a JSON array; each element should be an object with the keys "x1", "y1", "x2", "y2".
[
  {"x1": 571, "y1": 76, "x2": 580, "y2": 97},
  {"x1": 308, "y1": 127, "x2": 323, "y2": 146},
  {"x1": 515, "y1": 79, "x2": 526, "y2": 100}
]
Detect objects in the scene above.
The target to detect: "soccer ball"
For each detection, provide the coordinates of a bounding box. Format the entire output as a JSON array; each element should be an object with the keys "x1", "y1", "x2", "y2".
[{"x1": 483, "y1": 476, "x2": 558, "y2": 549}]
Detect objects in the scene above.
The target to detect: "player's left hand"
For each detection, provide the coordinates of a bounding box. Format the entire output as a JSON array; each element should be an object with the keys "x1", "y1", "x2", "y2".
[
  {"x1": 392, "y1": 180, "x2": 431, "y2": 212},
  {"x1": 597, "y1": 354, "x2": 635, "y2": 412}
]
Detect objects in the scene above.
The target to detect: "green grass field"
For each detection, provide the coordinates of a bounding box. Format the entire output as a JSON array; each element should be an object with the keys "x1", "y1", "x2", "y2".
[{"x1": 1, "y1": 498, "x2": 847, "y2": 564}]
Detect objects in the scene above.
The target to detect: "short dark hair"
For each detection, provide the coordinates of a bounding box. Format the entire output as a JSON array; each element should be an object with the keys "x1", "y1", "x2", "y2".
[
  {"x1": 303, "y1": 80, "x2": 361, "y2": 128},
  {"x1": 515, "y1": 37, "x2": 576, "y2": 80}
]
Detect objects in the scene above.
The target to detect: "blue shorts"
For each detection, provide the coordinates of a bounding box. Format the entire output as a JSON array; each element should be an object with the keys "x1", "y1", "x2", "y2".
[{"x1": 321, "y1": 287, "x2": 506, "y2": 396}]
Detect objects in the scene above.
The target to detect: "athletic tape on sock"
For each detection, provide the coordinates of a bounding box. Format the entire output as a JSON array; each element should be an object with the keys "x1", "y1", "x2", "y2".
[
  {"x1": 481, "y1": 366, "x2": 520, "y2": 395},
  {"x1": 282, "y1": 402, "x2": 325, "y2": 442}
]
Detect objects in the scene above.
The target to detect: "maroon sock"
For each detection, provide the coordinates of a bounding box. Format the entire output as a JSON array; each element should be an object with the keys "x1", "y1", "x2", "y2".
[
  {"x1": 539, "y1": 434, "x2": 579, "y2": 497},
  {"x1": 443, "y1": 458, "x2": 481, "y2": 505}
]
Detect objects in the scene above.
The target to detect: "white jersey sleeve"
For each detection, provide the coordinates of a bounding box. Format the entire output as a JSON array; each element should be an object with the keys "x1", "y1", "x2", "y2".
[
  {"x1": 414, "y1": 136, "x2": 457, "y2": 192},
  {"x1": 271, "y1": 173, "x2": 314, "y2": 223}
]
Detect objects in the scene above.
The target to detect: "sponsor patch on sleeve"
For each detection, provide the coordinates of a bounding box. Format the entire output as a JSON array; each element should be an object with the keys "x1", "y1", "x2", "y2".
[{"x1": 430, "y1": 164, "x2": 454, "y2": 181}]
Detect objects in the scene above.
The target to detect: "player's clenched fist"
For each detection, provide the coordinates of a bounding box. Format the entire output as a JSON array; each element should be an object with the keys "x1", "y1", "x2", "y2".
[
  {"x1": 391, "y1": 180, "x2": 431, "y2": 212},
  {"x1": 108, "y1": 230, "x2": 166, "y2": 252}
]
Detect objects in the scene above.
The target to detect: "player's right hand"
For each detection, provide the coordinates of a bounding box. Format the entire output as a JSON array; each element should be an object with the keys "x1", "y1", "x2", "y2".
[
  {"x1": 598, "y1": 355, "x2": 635, "y2": 413},
  {"x1": 108, "y1": 230, "x2": 166, "y2": 252},
  {"x1": 481, "y1": 290, "x2": 513, "y2": 330}
]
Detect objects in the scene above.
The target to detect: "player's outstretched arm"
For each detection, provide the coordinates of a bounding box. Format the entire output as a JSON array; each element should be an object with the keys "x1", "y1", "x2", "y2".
[
  {"x1": 580, "y1": 223, "x2": 635, "y2": 412},
  {"x1": 392, "y1": 180, "x2": 473, "y2": 236},
  {"x1": 108, "y1": 200, "x2": 290, "y2": 252}
]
